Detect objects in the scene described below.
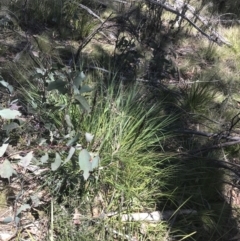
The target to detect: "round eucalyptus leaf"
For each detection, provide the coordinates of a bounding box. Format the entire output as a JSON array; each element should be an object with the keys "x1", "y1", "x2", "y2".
[
  {"x1": 78, "y1": 149, "x2": 91, "y2": 180},
  {"x1": 92, "y1": 156, "x2": 100, "y2": 169},
  {"x1": 0, "y1": 159, "x2": 17, "y2": 180},
  {"x1": 0, "y1": 108, "x2": 21, "y2": 119},
  {"x1": 2, "y1": 216, "x2": 13, "y2": 223},
  {"x1": 85, "y1": 132, "x2": 94, "y2": 143}
]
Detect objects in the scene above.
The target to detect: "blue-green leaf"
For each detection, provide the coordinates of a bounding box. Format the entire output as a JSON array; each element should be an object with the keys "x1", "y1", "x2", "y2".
[
  {"x1": 0, "y1": 143, "x2": 8, "y2": 157},
  {"x1": 2, "y1": 216, "x2": 13, "y2": 223},
  {"x1": 92, "y1": 156, "x2": 100, "y2": 169},
  {"x1": 80, "y1": 85, "x2": 92, "y2": 93},
  {"x1": 64, "y1": 146, "x2": 75, "y2": 164},
  {"x1": 73, "y1": 85, "x2": 80, "y2": 94},
  {"x1": 3, "y1": 122, "x2": 19, "y2": 134},
  {"x1": 16, "y1": 204, "x2": 31, "y2": 216},
  {"x1": 73, "y1": 71, "x2": 85, "y2": 89},
  {"x1": 47, "y1": 79, "x2": 68, "y2": 94},
  {"x1": 14, "y1": 216, "x2": 20, "y2": 225},
  {"x1": 19, "y1": 151, "x2": 33, "y2": 169},
  {"x1": 0, "y1": 80, "x2": 14, "y2": 94},
  {"x1": 85, "y1": 132, "x2": 94, "y2": 143},
  {"x1": 65, "y1": 114, "x2": 73, "y2": 128},
  {"x1": 40, "y1": 153, "x2": 49, "y2": 164},
  {"x1": 78, "y1": 149, "x2": 91, "y2": 180},
  {"x1": 0, "y1": 159, "x2": 16, "y2": 180},
  {"x1": 66, "y1": 132, "x2": 80, "y2": 147},
  {"x1": 0, "y1": 108, "x2": 21, "y2": 119},
  {"x1": 51, "y1": 152, "x2": 62, "y2": 171},
  {"x1": 75, "y1": 95, "x2": 90, "y2": 113}
]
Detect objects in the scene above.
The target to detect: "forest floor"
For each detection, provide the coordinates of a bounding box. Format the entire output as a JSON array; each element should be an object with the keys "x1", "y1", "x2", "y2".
[{"x1": 1, "y1": 1, "x2": 240, "y2": 240}]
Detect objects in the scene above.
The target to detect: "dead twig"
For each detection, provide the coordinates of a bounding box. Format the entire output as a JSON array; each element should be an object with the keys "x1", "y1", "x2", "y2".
[
  {"x1": 73, "y1": 13, "x2": 113, "y2": 65},
  {"x1": 78, "y1": 3, "x2": 104, "y2": 23}
]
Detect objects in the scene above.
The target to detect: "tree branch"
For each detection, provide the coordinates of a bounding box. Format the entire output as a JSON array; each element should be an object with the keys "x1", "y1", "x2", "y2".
[
  {"x1": 175, "y1": 129, "x2": 240, "y2": 141},
  {"x1": 145, "y1": 0, "x2": 231, "y2": 46},
  {"x1": 177, "y1": 152, "x2": 240, "y2": 178},
  {"x1": 73, "y1": 13, "x2": 113, "y2": 64},
  {"x1": 188, "y1": 140, "x2": 240, "y2": 155}
]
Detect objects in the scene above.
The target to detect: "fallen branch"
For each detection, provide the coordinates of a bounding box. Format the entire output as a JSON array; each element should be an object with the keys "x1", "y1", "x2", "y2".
[
  {"x1": 177, "y1": 152, "x2": 240, "y2": 178},
  {"x1": 73, "y1": 208, "x2": 196, "y2": 240},
  {"x1": 120, "y1": 209, "x2": 197, "y2": 222},
  {"x1": 175, "y1": 127, "x2": 240, "y2": 154},
  {"x1": 145, "y1": 0, "x2": 231, "y2": 46},
  {"x1": 77, "y1": 209, "x2": 197, "y2": 222},
  {"x1": 189, "y1": 140, "x2": 240, "y2": 155},
  {"x1": 175, "y1": 129, "x2": 240, "y2": 141},
  {"x1": 203, "y1": 157, "x2": 240, "y2": 178},
  {"x1": 175, "y1": 129, "x2": 240, "y2": 176}
]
